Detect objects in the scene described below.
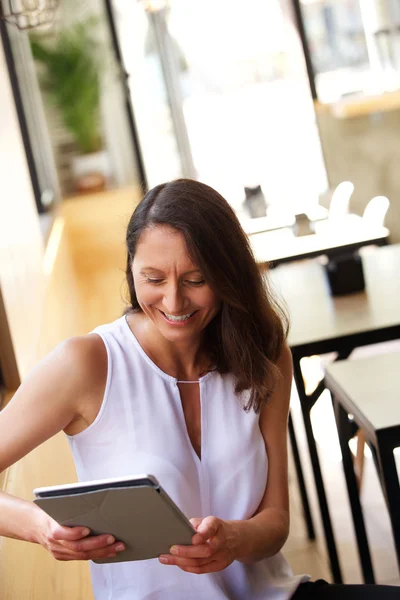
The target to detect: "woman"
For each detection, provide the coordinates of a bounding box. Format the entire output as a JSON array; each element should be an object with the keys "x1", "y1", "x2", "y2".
[{"x1": 0, "y1": 180, "x2": 397, "y2": 599}]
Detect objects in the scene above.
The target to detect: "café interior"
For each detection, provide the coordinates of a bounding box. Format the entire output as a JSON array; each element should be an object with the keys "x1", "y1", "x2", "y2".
[{"x1": 1, "y1": 0, "x2": 400, "y2": 597}]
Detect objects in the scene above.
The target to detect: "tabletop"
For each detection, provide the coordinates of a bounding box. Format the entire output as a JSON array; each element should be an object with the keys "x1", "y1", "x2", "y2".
[
  {"x1": 325, "y1": 352, "x2": 400, "y2": 434},
  {"x1": 240, "y1": 204, "x2": 328, "y2": 235},
  {"x1": 251, "y1": 214, "x2": 389, "y2": 266},
  {"x1": 269, "y1": 243, "x2": 400, "y2": 350}
]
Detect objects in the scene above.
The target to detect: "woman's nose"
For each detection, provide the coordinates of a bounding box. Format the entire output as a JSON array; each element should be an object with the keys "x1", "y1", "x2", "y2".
[{"x1": 163, "y1": 283, "x2": 186, "y2": 315}]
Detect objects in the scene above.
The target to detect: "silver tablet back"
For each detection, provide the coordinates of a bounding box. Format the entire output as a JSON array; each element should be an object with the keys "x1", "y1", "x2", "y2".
[{"x1": 34, "y1": 484, "x2": 194, "y2": 563}]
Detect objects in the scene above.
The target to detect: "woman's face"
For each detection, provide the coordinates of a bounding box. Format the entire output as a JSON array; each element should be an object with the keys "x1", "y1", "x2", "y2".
[{"x1": 132, "y1": 225, "x2": 221, "y2": 344}]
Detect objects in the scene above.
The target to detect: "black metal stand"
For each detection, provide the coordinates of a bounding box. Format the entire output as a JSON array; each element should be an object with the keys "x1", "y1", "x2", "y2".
[
  {"x1": 292, "y1": 355, "x2": 343, "y2": 583},
  {"x1": 333, "y1": 399, "x2": 375, "y2": 583},
  {"x1": 288, "y1": 412, "x2": 315, "y2": 540},
  {"x1": 376, "y1": 431, "x2": 400, "y2": 573}
]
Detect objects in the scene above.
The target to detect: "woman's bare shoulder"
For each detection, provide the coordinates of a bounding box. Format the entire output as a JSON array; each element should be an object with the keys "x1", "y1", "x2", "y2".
[
  {"x1": 59, "y1": 333, "x2": 108, "y2": 377},
  {"x1": 25, "y1": 332, "x2": 108, "y2": 428},
  {"x1": 18, "y1": 332, "x2": 107, "y2": 395},
  {"x1": 57, "y1": 334, "x2": 108, "y2": 434},
  {"x1": 0, "y1": 334, "x2": 108, "y2": 472},
  {"x1": 33, "y1": 333, "x2": 107, "y2": 393}
]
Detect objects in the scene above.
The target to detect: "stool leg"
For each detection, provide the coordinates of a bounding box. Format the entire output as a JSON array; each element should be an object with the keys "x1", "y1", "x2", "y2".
[
  {"x1": 334, "y1": 399, "x2": 375, "y2": 583},
  {"x1": 293, "y1": 357, "x2": 343, "y2": 583},
  {"x1": 288, "y1": 412, "x2": 315, "y2": 540},
  {"x1": 354, "y1": 429, "x2": 366, "y2": 492},
  {"x1": 376, "y1": 438, "x2": 400, "y2": 574}
]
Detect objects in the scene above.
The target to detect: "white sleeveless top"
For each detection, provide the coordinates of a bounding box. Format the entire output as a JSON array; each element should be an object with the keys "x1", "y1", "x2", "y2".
[{"x1": 66, "y1": 316, "x2": 306, "y2": 600}]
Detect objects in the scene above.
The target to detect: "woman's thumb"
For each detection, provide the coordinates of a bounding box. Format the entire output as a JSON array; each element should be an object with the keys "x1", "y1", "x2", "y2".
[
  {"x1": 189, "y1": 517, "x2": 203, "y2": 531},
  {"x1": 52, "y1": 524, "x2": 91, "y2": 541}
]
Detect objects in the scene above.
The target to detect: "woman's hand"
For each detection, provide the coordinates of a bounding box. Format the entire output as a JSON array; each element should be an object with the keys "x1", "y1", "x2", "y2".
[
  {"x1": 158, "y1": 516, "x2": 241, "y2": 574},
  {"x1": 35, "y1": 510, "x2": 125, "y2": 561}
]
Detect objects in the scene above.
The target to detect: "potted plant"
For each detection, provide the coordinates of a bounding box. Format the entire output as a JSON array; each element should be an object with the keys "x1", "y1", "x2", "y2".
[{"x1": 30, "y1": 18, "x2": 111, "y2": 193}]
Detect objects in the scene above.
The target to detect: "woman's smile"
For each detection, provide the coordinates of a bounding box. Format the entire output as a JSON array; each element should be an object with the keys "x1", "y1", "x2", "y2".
[{"x1": 158, "y1": 309, "x2": 199, "y2": 326}]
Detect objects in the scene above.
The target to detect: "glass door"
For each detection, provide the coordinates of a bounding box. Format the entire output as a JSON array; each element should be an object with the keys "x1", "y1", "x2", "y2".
[
  {"x1": 298, "y1": 0, "x2": 400, "y2": 102},
  {"x1": 109, "y1": 0, "x2": 196, "y2": 189},
  {"x1": 147, "y1": 0, "x2": 328, "y2": 215},
  {"x1": 109, "y1": 0, "x2": 328, "y2": 215},
  {"x1": 0, "y1": 19, "x2": 60, "y2": 215}
]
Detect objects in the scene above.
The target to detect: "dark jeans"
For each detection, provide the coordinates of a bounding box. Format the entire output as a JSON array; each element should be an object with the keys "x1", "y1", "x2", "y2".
[{"x1": 292, "y1": 580, "x2": 400, "y2": 599}]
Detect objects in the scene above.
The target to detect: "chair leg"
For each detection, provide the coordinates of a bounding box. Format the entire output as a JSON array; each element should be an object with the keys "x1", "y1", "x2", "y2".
[
  {"x1": 334, "y1": 401, "x2": 375, "y2": 583},
  {"x1": 354, "y1": 429, "x2": 366, "y2": 492},
  {"x1": 288, "y1": 412, "x2": 315, "y2": 540}
]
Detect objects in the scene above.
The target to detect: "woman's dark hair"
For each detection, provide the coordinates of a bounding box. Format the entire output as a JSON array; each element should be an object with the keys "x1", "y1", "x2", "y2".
[{"x1": 125, "y1": 179, "x2": 288, "y2": 412}]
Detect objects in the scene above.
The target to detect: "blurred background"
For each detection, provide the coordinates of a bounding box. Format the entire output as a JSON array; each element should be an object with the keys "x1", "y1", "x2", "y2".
[
  {"x1": 4, "y1": 0, "x2": 400, "y2": 226},
  {"x1": 1, "y1": 1, "x2": 400, "y2": 598}
]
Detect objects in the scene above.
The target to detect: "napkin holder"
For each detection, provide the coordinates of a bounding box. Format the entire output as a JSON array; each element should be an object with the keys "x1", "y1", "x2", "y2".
[
  {"x1": 292, "y1": 213, "x2": 315, "y2": 237},
  {"x1": 325, "y1": 251, "x2": 365, "y2": 296}
]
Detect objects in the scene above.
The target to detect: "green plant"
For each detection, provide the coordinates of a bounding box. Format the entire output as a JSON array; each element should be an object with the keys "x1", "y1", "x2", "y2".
[{"x1": 30, "y1": 19, "x2": 103, "y2": 154}]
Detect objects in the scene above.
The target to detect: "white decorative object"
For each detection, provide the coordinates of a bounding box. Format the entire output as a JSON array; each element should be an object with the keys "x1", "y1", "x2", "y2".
[
  {"x1": 71, "y1": 150, "x2": 112, "y2": 181},
  {"x1": 328, "y1": 181, "x2": 354, "y2": 220},
  {"x1": 363, "y1": 195, "x2": 390, "y2": 226}
]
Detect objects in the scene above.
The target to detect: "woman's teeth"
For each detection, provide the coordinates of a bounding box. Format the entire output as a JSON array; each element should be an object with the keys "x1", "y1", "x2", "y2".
[{"x1": 163, "y1": 312, "x2": 195, "y2": 322}]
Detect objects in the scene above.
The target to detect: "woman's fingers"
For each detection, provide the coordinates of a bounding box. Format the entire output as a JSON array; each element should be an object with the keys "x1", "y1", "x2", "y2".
[
  {"x1": 179, "y1": 560, "x2": 222, "y2": 575},
  {"x1": 51, "y1": 545, "x2": 118, "y2": 561},
  {"x1": 159, "y1": 516, "x2": 236, "y2": 574},
  {"x1": 51, "y1": 524, "x2": 91, "y2": 542},
  {"x1": 42, "y1": 521, "x2": 126, "y2": 562},
  {"x1": 57, "y1": 533, "x2": 116, "y2": 553},
  {"x1": 189, "y1": 516, "x2": 220, "y2": 545},
  {"x1": 189, "y1": 518, "x2": 205, "y2": 545},
  {"x1": 189, "y1": 518, "x2": 203, "y2": 529},
  {"x1": 50, "y1": 540, "x2": 125, "y2": 561},
  {"x1": 159, "y1": 553, "x2": 223, "y2": 574},
  {"x1": 159, "y1": 543, "x2": 212, "y2": 563},
  {"x1": 159, "y1": 554, "x2": 213, "y2": 568},
  {"x1": 196, "y1": 516, "x2": 219, "y2": 539},
  {"x1": 166, "y1": 537, "x2": 219, "y2": 560}
]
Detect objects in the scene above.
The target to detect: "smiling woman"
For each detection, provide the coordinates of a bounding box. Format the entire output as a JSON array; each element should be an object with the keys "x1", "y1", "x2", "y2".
[
  {"x1": 0, "y1": 179, "x2": 397, "y2": 600},
  {"x1": 125, "y1": 178, "x2": 288, "y2": 410},
  {"x1": 128, "y1": 225, "x2": 221, "y2": 369}
]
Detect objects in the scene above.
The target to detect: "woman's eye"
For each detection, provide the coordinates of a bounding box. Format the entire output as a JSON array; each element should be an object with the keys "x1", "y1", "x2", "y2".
[
  {"x1": 186, "y1": 280, "x2": 205, "y2": 286},
  {"x1": 145, "y1": 278, "x2": 205, "y2": 286}
]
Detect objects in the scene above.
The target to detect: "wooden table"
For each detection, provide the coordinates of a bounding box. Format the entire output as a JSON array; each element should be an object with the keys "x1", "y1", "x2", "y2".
[
  {"x1": 325, "y1": 352, "x2": 400, "y2": 583},
  {"x1": 270, "y1": 244, "x2": 400, "y2": 583},
  {"x1": 251, "y1": 214, "x2": 389, "y2": 266}
]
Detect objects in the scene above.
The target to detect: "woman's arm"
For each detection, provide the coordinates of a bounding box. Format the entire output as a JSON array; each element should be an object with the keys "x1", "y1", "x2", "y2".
[
  {"x1": 233, "y1": 342, "x2": 292, "y2": 562},
  {"x1": 0, "y1": 335, "x2": 125, "y2": 561},
  {"x1": 158, "y1": 344, "x2": 293, "y2": 573}
]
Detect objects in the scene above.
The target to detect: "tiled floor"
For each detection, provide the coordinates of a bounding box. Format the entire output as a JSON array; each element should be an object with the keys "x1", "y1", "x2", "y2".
[{"x1": 283, "y1": 361, "x2": 400, "y2": 586}]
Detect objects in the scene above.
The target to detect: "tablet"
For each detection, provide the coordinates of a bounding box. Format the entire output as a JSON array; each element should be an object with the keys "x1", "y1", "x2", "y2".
[{"x1": 33, "y1": 474, "x2": 195, "y2": 563}]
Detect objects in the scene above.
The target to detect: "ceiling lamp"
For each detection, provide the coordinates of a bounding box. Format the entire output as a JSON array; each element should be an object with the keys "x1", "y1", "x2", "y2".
[{"x1": 0, "y1": 0, "x2": 60, "y2": 30}]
